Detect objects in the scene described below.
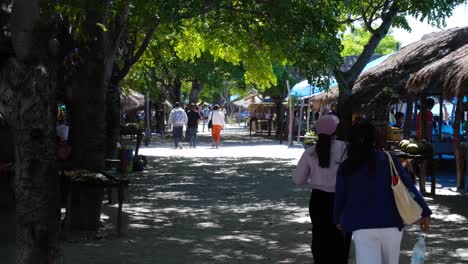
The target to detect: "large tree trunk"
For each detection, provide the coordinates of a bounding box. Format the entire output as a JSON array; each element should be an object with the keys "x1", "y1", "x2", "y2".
[
  {"x1": 105, "y1": 80, "x2": 121, "y2": 159},
  {"x1": 0, "y1": 59, "x2": 60, "y2": 264},
  {"x1": 336, "y1": 3, "x2": 398, "y2": 138},
  {"x1": 68, "y1": 58, "x2": 108, "y2": 169},
  {"x1": 335, "y1": 70, "x2": 353, "y2": 140},
  {"x1": 169, "y1": 78, "x2": 182, "y2": 104},
  {"x1": 189, "y1": 79, "x2": 203, "y2": 103}
]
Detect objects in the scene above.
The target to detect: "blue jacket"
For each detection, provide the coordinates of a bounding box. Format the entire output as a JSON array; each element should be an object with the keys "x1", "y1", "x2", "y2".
[{"x1": 334, "y1": 151, "x2": 432, "y2": 232}]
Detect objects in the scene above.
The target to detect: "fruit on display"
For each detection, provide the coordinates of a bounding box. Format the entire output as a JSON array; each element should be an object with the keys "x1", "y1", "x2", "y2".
[
  {"x1": 304, "y1": 131, "x2": 318, "y2": 145},
  {"x1": 398, "y1": 139, "x2": 433, "y2": 155},
  {"x1": 398, "y1": 139, "x2": 411, "y2": 150}
]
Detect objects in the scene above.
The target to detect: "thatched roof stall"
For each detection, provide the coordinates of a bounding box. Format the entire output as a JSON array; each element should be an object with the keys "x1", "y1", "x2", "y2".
[
  {"x1": 121, "y1": 90, "x2": 145, "y2": 112},
  {"x1": 310, "y1": 86, "x2": 339, "y2": 112},
  {"x1": 407, "y1": 44, "x2": 468, "y2": 97},
  {"x1": 351, "y1": 27, "x2": 468, "y2": 120},
  {"x1": 406, "y1": 44, "x2": 468, "y2": 191}
]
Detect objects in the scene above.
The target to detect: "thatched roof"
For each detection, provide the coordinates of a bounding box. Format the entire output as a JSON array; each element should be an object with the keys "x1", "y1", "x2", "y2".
[
  {"x1": 352, "y1": 27, "x2": 468, "y2": 111},
  {"x1": 121, "y1": 90, "x2": 144, "y2": 112},
  {"x1": 406, "y1": 43, "x2": 468, "y2": 98},
  {"x1": 310, "y1": 86, "x2": 339, "y2": 110}
]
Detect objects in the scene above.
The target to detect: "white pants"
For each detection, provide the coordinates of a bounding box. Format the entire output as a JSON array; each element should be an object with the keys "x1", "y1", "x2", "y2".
[{"x1": 353, "y1": 227, "x2": 403, "y2": 264}]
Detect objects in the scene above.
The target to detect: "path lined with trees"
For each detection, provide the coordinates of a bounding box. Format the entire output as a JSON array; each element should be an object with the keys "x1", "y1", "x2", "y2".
[
  {"x1": 59, "y1": 128, "x2": 467, "y2": 264},
  {"x1": 0, "y1": 1, "x2": 466, "y2": 263}
]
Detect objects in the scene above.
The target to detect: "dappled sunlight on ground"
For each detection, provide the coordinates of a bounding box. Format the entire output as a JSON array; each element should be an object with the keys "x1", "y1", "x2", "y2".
[{"x1": 56, "y1": 127, "x2": 468, "y2": 263}]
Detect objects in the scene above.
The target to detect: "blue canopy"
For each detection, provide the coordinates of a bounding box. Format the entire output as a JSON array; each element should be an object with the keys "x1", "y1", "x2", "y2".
[
  {"x1": 290, "y1": 53, "x2": 393, "y2": 98},
  {"x1": 290, "y1": 79, "x2": 336, "y2": 97}
]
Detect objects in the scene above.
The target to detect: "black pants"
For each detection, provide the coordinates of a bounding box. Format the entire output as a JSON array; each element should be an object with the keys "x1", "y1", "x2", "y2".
[{"x1": 309, "y1": 189, "x2": 351, "y2": 264}]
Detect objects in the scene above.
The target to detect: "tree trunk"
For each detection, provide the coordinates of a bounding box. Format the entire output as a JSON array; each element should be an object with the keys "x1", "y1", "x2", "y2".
[
  {"x1": 0, "y1": 59, "x2": 60, "y2": 264},
  {"x1": 169, "y1": 78, "x2": 182, "y2": 104},
  {"x1": 335, "y1": 70, "x2": 352, "y2": 140},
  {"x1": 68, "y1": 58, "x2": 107, "y2": 169},
  {"x1": 189, "y1": 79, "x2": 203, "y2": 103},
  {"x1": 105, "y1": 80, "x2": 121, "y2": 159},
  {"x1": 336, "y1": 3, "x2": 398, "y2": 139},
  {"x1": 274, "y1": 99, "x2": 283, "y2": 137}
]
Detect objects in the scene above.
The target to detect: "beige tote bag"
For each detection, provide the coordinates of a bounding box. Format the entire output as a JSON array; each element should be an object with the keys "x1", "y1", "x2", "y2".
[{"x1": 385, "y1": 151, "x2": 423, "y2": 225}]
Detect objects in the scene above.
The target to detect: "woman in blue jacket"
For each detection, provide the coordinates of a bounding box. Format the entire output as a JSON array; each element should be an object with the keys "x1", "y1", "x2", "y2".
[{"x1": 334, "y1": 120, "x2": 431, "y2": 264}]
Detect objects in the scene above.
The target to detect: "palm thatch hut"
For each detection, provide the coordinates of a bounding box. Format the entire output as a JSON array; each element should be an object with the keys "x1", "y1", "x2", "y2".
[
  {"x1": 352, "y1": 27, "x2": 468, "y2": 120},
  {"x1": 406, "y1": 44, "x2": 468, "y2": 190},
  {"x1": 310, "y1": 86, "x2": 339, "y2": 112}
]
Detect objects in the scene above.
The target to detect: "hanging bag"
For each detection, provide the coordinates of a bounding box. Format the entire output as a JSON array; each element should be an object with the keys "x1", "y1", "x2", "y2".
[
  {"x1": 385, "y1": 151, "x2": 423, "y2": 225},
  {"x1": 208, "y1": 112, "x2": 213, "y2": 129}
]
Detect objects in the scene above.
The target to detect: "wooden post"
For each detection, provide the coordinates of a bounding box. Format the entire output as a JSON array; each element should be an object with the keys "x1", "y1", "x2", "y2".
[
  {"x1": 144, "y1": 92, "x2": 151, "y2": 146},
  {"x1": 454, "y1": 96, "x2": 464, "y2": 190},
  {"x1": 287, "y1": 80, "x2": 293, "y2": 147},
  {"x1": 403, "y1": 93, "x2": 414, "y2": 139},
  {"x1": 297, "y1": 99, "x2": 304, "y2": 142},
  {"x1": 439, "y1": 96, "x2": 443, "y2": 141}
]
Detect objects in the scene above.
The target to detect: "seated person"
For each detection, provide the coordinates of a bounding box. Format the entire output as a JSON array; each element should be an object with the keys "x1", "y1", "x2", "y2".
[{"x1": 391, "y1": 112, "x2": 404, "y2": 128}]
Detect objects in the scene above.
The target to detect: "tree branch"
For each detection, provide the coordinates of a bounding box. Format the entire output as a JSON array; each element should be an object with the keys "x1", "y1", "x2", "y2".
[
  {"x1": 342, "y1": 1, "x2": 399, "y2": 85},
  {"x1": 114, "y1": 25, "x2": 155, "y2": 82}
]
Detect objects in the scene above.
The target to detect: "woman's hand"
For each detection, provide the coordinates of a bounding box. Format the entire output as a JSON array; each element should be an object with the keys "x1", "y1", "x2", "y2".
[{"x1": 420, "y1": 217, "x2": 430, "y2": 233}]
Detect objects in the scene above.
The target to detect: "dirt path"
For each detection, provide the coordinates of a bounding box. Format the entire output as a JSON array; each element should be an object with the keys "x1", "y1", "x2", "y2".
[{"x1": 10, "y1": 125, "x2": 467, "y2": 263}]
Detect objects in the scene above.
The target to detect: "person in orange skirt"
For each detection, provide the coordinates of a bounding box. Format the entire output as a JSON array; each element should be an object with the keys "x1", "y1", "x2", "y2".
[{"x1": 207, "y1": 104, "x2": 225, "y2": 148}]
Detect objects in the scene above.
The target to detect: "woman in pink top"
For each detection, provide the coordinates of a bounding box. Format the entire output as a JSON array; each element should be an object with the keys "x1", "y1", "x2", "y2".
[{"x1": 293, "y1": 114, "x2": 349, "y2": 264}]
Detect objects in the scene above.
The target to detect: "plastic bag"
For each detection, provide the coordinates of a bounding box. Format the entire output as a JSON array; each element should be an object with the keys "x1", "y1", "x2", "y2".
[{"x1": 411, "y1": 234, "x2": 426, "y2": 264}]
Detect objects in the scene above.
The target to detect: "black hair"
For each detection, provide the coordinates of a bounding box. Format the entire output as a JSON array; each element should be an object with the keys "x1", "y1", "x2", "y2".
[
  {"x1": 213, "y1": 104, "x2": 220, "y2": 110},
  {"x1": 341, "y1": 119, "x2": 376, "y2": 175},
  {"x1": 427, "y1": 98, "x2": 435, "y2": 109},
  {"x1": 174, "y1": 102, "x2": 180, "y2": 108},
  {"x1": 315, "y1": 134, "x2": 331, "y2": 168},
  {"x1": 395, "y1": 112, "x2": 404, "y2": 119}
]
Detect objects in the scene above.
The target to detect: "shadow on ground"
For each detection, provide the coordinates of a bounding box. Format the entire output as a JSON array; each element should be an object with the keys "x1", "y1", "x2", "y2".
[{"x1": 61, "y1": 153, "x2": 468, "y2": 264}]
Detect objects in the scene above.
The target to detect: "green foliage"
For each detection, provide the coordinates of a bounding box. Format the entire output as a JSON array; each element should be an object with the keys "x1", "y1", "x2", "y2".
[{"x1": 341, "y1": 28, "x2": 400, "y2": 56}]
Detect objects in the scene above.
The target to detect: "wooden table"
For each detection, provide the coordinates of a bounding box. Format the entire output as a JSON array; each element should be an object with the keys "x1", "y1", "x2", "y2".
[
  {"x1": 391, "y1": 150, "x2": 435, "y2": 195},
  {"x1": 121, "y1": 128, "x2": 143, "y2": 156},
  {"x1": 60, "y1": 168, "x2": 129, "y2": 237}
]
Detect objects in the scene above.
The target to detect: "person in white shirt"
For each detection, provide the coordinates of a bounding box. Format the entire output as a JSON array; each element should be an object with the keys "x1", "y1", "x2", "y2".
[
  {"x1": 207, "y1": 104, "x2": 225, "y2": 148},
  {"x1": 168, "y1": 102, "x2": 188, "y2": 149}
]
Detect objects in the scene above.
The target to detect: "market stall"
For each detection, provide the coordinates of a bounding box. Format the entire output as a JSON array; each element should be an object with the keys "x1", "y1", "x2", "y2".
[
  {"x1": 406, "y1": 43, "x2": 468, "y2": 191},
  {"x1": 248, "y1": 102, "x2": 276, "y2": 136}
]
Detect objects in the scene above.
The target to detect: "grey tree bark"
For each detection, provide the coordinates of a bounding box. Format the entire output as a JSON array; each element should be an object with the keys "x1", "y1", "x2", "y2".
[{"x1": 0, "y1": 1, "x2": 61, "y2": 262}]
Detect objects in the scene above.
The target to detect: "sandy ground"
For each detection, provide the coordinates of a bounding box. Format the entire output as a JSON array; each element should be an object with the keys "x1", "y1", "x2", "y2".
[{"x1": 2, "y1": 125, "x2": 468, "y2": 263}]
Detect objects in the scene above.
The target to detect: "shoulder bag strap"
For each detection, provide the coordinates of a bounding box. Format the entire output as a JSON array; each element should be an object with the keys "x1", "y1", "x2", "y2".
[{"x1": 385, "y1": 151, "x2": 399, "y2": 178}]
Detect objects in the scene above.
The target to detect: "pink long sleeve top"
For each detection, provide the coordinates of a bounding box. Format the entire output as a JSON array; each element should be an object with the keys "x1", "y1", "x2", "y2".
[{"x1": 292, "y1": 140, "x2": 347, "y2": 193}]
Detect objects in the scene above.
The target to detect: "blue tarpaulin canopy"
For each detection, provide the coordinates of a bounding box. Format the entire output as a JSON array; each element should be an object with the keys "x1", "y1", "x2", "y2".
[{"x1": 290, "y1": 53, "x2": 393, "y2": 98}]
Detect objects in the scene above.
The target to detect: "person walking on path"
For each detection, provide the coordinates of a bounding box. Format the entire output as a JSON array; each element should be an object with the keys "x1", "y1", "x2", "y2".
[
  {"x1": 202, "y1": 105, "x2": 211, "y2": 132},
  {"x1": 207, "y1": 104, "x2": 225, "y2": 148},
  {"x1": 169, "y1": 102, "x2": 188, "y2": 149},
  {"x1": 335, "y1": 120, "x2": 432, "y2": 264},
  {"x1": 186, "y1": 103, "x2": 201, "y2": 148},
  {"x1": 292, "y1": 115, "x2": 349, "y2": 264}
]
